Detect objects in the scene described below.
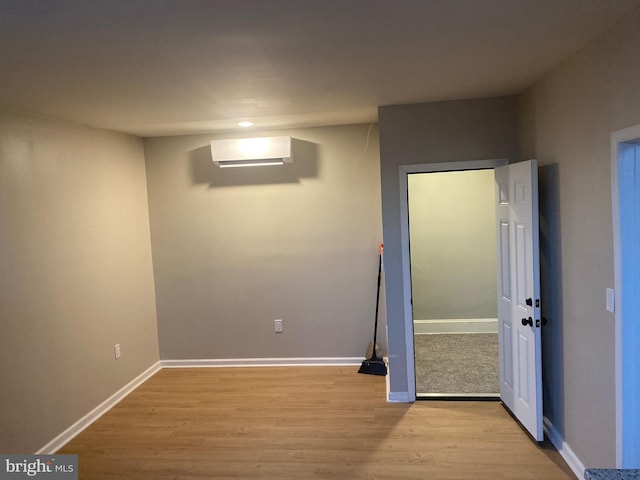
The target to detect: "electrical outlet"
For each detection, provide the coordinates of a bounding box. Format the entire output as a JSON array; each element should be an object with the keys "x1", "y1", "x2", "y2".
[
  {"x1": 114, "y1": 344, "x2": 121, "y2": 359},
  {"x1": 274, "y1": 319, "x2": 283, "y2": 333}
]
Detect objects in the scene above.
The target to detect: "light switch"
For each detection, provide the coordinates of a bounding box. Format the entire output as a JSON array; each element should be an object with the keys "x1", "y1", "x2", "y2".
[
  {"x1": 274, "y1": 319, "x2": 283, "y2": 333},
  {"x1": 606, "y1": 288, "x2": 615, "y2": 313}
]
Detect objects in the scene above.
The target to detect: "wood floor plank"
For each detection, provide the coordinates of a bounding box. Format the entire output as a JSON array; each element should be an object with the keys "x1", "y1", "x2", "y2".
[{"x1": 57, "y1": 367, "x2": 576, "y2": 479}]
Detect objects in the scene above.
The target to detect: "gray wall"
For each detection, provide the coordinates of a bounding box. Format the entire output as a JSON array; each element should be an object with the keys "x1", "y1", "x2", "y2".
[
  {"x1": 408, "y1": 169, "x2": 497, "y2": 320},
  {"x1": 144, "y1": 124, "x2": 383, "y2": 359},
  {"x1": 0, "y1": 112, "x2": 159, "y2": 453},
  {"x1": 378, "y1": 96, "x2": 518, "y2": 395},
  {"x1": 518, "y1": 6, "x2": 640, "y2": 467}
]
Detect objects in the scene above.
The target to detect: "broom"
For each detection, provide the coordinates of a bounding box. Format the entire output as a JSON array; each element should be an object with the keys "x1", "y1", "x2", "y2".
[{"x1": 358, "y1": 244, "x2": 388, "y2": 376}]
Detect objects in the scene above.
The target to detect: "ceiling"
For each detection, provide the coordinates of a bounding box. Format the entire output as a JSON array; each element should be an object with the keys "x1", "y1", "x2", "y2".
[{"x1": 1, "y1": 0, "x2": 639, "y2": 137}]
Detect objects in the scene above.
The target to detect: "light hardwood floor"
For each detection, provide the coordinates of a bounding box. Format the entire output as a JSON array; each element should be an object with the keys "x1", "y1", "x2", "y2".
[{"x1": 58, "y1": 367, "x2": 576, "y2": 479}]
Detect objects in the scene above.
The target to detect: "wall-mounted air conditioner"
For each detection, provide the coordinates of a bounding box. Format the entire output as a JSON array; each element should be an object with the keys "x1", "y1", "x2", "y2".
[{"x1": 210, "y1": 136, "x2": 293, "y2": 168}]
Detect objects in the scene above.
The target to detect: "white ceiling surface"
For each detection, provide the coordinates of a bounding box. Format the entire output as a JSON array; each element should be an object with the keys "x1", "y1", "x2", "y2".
[{"x1": 1, "y1": 0, "x2": 639, "y2": 137}]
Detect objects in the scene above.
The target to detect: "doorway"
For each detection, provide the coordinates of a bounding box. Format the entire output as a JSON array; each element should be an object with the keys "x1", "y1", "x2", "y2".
[
  {"x1": 399, "y1": 159, "x2": 508, "y2": 401},
  {"x1": 612, "y1": 125, "x2": 640, "y2": 468},
  {"x1": 408, "y1": 169, "x2": 499, "y2": 397}
]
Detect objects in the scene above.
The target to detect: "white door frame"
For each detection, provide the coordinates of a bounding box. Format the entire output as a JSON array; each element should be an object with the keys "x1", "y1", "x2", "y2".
[
  {"x1": 611, "y1": 123, "x2": 640, "y2": 468},
  {"x1": 398, "y1": 158, "x2": 508, "y2": 400}
]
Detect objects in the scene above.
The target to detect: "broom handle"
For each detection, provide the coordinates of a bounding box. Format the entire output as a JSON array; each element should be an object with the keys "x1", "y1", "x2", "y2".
[{"x1": 372, "y1": 244, "x2": 383, "y2": 358}]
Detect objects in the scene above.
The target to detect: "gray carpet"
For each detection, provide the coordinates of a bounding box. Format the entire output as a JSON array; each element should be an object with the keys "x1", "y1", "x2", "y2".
[{"x1": 414, "y1": 333, "x2": 499, "y2": 395}]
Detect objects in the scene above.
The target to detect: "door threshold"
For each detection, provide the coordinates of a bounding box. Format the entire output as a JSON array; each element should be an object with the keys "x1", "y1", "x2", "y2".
[{"x1": 416, "y1": 393, "x2": 500, "y2": 401}]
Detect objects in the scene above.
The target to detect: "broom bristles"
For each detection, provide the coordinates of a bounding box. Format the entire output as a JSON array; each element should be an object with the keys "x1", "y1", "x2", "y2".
[{"x1": 358, "y1": 357, "x2": 387, "y2": 376}]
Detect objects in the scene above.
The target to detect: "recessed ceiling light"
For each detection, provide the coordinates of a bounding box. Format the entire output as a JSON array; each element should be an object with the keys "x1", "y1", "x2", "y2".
[{"x1": 238, "y1": 121, "x2": 254, "y2": 128}]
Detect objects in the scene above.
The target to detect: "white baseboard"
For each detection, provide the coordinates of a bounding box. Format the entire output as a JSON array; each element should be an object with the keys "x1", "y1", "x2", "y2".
[
  {"x1": 388, "y1": 391, "x2": 411, "y2": 403},
  {"x1": 383, "y1": 357, "x2": 410, "y2": 403},
  {"x1": 413, "y1": 318, "x2": 498, "y2": 334},
  {"x1": 543, "y1": 416, "x2": 585, "y2": 479},
  {"x1": 36, "y1": 361, "x2": 161, "y2": 454},
  {"x1": 160, "y1": 357, "x2": 364, "y2": 368}
]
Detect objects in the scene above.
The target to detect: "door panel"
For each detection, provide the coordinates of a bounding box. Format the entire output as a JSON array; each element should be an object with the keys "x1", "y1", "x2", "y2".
[
  {"x1": 499, "y1": 222, "x2": 511, "y2": 300},
  {"x1": 495, "y1": 160, "x2": 543, "y2": 441},
  {"x1": 515, "y1": 222, "x2": 527, "y2": 305},
  {"x1": 518, "y1": 332, "x2": 529, "y2": 403},
  {"x1": 503, "y1": 323, "x2": 514, "y2": 390}
]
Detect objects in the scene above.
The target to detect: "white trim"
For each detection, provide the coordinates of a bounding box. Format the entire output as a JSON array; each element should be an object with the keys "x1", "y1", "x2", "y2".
[
  {"x1": 544, "y1": 416, "x2": 585, "y2": 479},
  {"x1": 398, "y1": 159, "x2": 508, "y2": 402},
  {"x1": 160, "y1": 357, "x2": 364, "y2": 368},
  {"x1": 399, "y1": 167, "x2": 417, "y2": 402},
  {"x1": 35, "y1": 361, "x2": 161, "y2": 454},
  {"x1": 386, "y1": 361, "x2": 391, "y2": 399},
  {"x1": 388, "y1": 391, "x2": 412, "y2": 403},
  {"x1": 413, "y1": 318, "x2": 498, "y2": 334},
  {"x1": 400, "y1": 159, "x2": 508, "y2": 175},
  {"x1": 611, "y1": 123, "x2": 640, "y2": 467}
]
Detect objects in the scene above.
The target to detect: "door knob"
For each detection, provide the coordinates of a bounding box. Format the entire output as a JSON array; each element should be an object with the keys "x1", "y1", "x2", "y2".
[
  {"x1": 521, "y1": 317, "x2": 533, "y2": 327},
  {"x1": 526, "y1": 298, "x2": 533, "y2": 306}
]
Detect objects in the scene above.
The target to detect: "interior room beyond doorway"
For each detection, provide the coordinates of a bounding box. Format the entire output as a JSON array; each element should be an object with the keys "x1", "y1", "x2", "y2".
[{"x1": 408, "y1": 169, "x2": 499, "y2": 397}]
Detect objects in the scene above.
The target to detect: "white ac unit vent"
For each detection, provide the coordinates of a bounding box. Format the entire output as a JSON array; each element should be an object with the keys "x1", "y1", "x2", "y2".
[{"x1": 210, "y1": 136, "x2": 293, "y2": 168}]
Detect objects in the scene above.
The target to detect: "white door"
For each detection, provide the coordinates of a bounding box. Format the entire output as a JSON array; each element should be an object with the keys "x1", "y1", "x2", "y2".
[{"x1": 495, "y1": 160, "x2": 543, "y2": 440}]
